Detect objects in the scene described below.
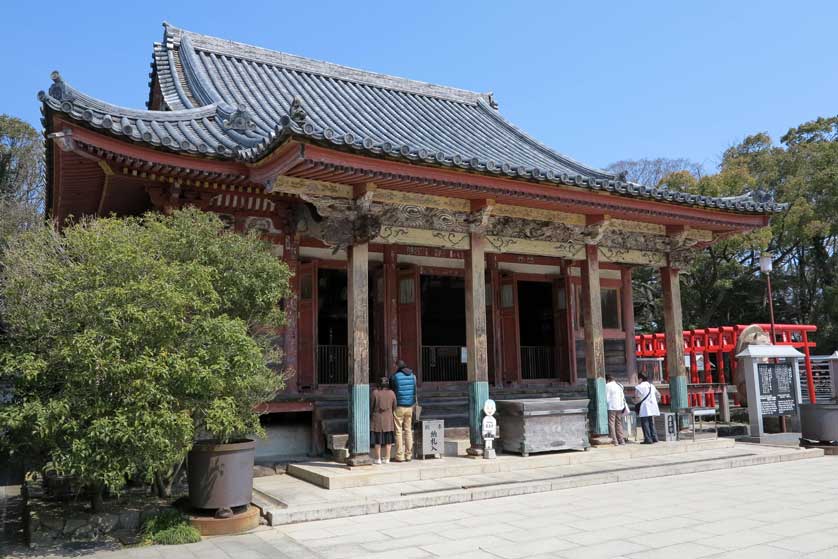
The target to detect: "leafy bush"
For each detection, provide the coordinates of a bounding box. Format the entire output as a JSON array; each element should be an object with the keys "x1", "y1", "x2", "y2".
[
  {"x1": 141, "y1": 509, "x2": 201, "y2": 545},
  {"x1": 0, "y1": 209, "x2": 291, "y2": 506}
]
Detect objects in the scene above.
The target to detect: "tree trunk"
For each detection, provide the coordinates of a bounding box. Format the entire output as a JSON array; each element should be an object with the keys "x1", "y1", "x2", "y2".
[
  {"x1": 165, "y1": 459, "x2": 184, "y2": 497},
  {"x1": 89, "y1": 483, "x2": 104, "y2": 512},
  {"x1": 153, "y1": 472, "x2": 169, "y2": 498}
]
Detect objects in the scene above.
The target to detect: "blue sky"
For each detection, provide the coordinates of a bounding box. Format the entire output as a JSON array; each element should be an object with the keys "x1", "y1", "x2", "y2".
[{"x1": 1, "y1": 1, "x2": 835, "y2": 171}]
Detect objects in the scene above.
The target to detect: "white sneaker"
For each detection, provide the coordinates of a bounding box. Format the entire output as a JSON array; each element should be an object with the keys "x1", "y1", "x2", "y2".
[
  {"x1": 374, "y1": 458, "x2": 382, "y2": 464},
  {"x1": 383, "y1": 458, "x2": 390, "y2": 464}
]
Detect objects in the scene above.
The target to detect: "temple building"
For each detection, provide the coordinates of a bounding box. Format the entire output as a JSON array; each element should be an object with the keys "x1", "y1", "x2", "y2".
[{"x1": 40, "y1": 23, "x2": 782, "y2": 461}]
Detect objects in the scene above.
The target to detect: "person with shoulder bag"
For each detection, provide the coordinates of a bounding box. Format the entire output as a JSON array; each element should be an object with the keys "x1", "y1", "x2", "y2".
[
  {"x1": 390, "y1": 360, "x2": 417, "y2": 462},
  {"x1": 605, "y1": 374, "x2": 628, "y2": 445},
  {"x1": 634, "y1": 373, "x2": 660, "y2": 444}
]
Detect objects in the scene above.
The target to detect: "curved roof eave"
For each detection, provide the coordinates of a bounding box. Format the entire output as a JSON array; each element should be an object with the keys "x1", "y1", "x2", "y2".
[{"x1": 39, "y1": 71, "x2": 256, "y2": 157}]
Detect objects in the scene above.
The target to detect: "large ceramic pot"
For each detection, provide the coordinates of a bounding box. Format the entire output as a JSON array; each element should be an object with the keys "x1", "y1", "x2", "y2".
[
  {"x1": 187, "y1": 439, "x2": 255, "y2": 511},
  {"x1": 800, "y1": 403, "x2": 838, "y2": 442}
]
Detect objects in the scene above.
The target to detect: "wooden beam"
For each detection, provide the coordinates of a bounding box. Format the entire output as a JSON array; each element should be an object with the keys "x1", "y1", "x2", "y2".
[{"x1": 96, "y1": 160, "x2": 114, "y2": 216}]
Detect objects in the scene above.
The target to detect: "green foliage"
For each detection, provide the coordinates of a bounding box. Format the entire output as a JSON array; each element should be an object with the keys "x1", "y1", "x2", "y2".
[
  {"x1": 0, "y1": 208, "x2": 290, "y2": 496},
  {"x1": 141, "y1": 509, "x2": 201, "y2": 545},
  {"x1": 630, "y1": 115, "x2": 838, "y2": 349},
  {"x1": 0, "y1": 114, "x2": 43, "y2": 205}
]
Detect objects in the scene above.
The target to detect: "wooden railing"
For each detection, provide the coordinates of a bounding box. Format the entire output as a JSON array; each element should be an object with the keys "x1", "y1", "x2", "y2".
[
  {"x1": 520, "y1": 346, "x2": 556, "y2": 379},
  {"x1": 317, "y1": 345, "x2": 348, "y2": 385},
  {"x1": 421, "y1": 346, "x2": 467, "y2": 382}
]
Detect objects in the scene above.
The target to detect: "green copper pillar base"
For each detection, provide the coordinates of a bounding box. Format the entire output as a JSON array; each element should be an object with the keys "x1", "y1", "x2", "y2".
[
  {"x1": 587, "y1": 377, "x2": 608, "y2": 436},
  {"x1": 669, "y1": 374, "x2": 689, "y2": 428},
  {"x1": 468, "y1": 380, "x2": 490, "y2": 451},
  {"x1": 669, "y1": 375, "x2": 688, "y2": 411},
  {"x1": 348, "y1": 384, "x2": 370, "y2": 459}
]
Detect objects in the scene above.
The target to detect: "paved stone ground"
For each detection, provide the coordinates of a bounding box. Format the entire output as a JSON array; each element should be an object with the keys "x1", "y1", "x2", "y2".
[
  {"x1": 254, "y1": 440, "x2": 816, "y2": 526},
  {"x1": 7, "y1": 456, "x2": 838, "y2": 558}
]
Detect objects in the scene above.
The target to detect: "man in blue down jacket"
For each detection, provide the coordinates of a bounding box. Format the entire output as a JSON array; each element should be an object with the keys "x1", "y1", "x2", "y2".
[{"x1": 391, "y1": 360, "x2": 417, "y2": 462}]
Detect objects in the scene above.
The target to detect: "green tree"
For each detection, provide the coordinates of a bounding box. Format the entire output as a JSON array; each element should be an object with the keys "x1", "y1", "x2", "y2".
[
  {"x1": 0, "y1": 114, "x2": 43, "y2": 206},
  {"x1": 0, "y1": 115, "x2": 44, "y2": 340},
  {"x1": 0, "y1": 209, "x2": 290, "y2": 509},
  {"x1": 623, "y1": 116, "x2": 838, "y2": 351}
]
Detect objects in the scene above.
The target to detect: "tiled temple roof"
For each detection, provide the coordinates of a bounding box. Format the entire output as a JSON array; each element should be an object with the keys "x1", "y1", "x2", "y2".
[{"x1": 38, "y1": 23, "x2": 786, "y2": 214}]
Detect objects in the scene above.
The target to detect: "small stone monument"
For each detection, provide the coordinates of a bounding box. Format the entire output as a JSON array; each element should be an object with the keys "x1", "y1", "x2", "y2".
[
  {"x1": 482, "y1": 399, "x2": 497, "y2": 459},
  {"x1": 736, "y1": 344, "x2": 805, "y2": 444}
]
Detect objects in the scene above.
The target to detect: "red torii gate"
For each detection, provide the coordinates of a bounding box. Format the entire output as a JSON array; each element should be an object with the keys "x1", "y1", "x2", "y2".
[{"x1": 636, "y1": 324, "x2": 818, "y2": 407}]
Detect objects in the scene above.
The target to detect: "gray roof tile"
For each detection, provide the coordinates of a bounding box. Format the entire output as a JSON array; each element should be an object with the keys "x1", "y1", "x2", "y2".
[{"x1": 38, "y1": 23, "x2": 786, "y2": 214}]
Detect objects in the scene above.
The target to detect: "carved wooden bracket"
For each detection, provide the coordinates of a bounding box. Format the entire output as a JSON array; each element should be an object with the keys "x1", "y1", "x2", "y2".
[
  {"x1": 298, "y1": 188, "x2": 384, "y2": 249},
  {"x1": 465, "y1": 198, "x2": 495, "y2": 234},
  {"x1": 581, "y1": 217, "x2": 611, "y2": 245}
]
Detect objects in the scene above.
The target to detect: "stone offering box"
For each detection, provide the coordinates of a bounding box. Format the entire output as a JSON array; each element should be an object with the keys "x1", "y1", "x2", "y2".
[{"x1": 495, "y1": 398, "x2": 590, "y2": 456}]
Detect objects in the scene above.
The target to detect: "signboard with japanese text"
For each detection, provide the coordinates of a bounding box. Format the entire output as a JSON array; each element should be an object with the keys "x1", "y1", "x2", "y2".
[
  {"x1": 757, "y1": 363, "x2": 797, "y2": 416},
  {"x1": 420, "y1": 419, "x2": 444, "y2": 458}
]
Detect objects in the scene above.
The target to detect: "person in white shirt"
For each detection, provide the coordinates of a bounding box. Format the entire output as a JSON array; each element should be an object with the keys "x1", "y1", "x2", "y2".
[
  {"x1": 634, "y1": 373, "x2": 661, "y2": 444},
  {"x1": 605, "y1": 374, "x2": 627, "y2": 445}
]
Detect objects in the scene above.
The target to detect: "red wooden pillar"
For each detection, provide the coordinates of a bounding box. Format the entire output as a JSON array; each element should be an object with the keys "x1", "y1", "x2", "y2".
[
  {"x1": 689, "y1": 330, "x2": 700, "y2": 384},
  {"x1": 564, "y1": 262, "x2": 578, "y2": 384},
  {"x1": 487, "y1": 254, "x2": 504, "y2": 387},
  {"x1": 397, "y1": 265, "x2": 421, "y2": 378},
  {"x1": 499, "y1": 274, "x2": 520, "y2": 385},
  {"x1": 382, "y1": 246, "x2": 399, "y2": 374},
  {"x1": 621, "y1": 266, "x2": 637, "y2": 384},
  {"x1": 281, "y1": 234, "x2": 301, "y2": 391},
  {"x1": 552, "y1": 278, "x2": 566, "y2": 382},
  {"x1": 703, "y1": 331, "x2": 713, "y2": 384},
  {"x1": 297, "y1": 260, "x2": 318, "y2": 390},
  {"x1": 803, "y1": 331, "x2": 817, "y2": 404}
]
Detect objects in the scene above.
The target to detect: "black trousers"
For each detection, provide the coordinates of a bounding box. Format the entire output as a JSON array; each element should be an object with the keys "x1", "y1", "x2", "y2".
[{"x1": 640, "y1": 416, "x2": 659, "y2": 443}]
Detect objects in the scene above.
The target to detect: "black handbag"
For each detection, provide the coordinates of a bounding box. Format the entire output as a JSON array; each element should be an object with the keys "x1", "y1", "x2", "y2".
[{"x1": 634, "y1": 386, "x2": 652, "y2": 415}]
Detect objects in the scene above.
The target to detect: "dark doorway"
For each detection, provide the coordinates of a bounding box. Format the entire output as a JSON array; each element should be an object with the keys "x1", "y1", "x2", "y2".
[
  {"x1": 517, "y1": 281, "x2": 556, "y2": 379},
  {"x1": 420, "y1": 275, "x2": 467, "y2": 382},
  {"x1": 317, "y1": 268, "x2": 347, "y2": 384}
]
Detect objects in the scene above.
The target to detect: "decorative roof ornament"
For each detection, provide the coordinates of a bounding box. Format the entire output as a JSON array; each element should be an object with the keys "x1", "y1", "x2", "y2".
[
  {"x1": 219, "y1": 103, "x2": 255, "y2": 131},
  {"x1": 720, "y1": 188, "x2": 778, "y2": 206},
  {"x1": 616, "y1": 170, "x2": 629, "y2": 182},
  {"x1": 290, "y1": 96, "x2": 307, "y2": 125},
  {"x1": 486, "y1": 92, "x2": 499, "y2": 110},
  {"x1": 46, "y1": 71, "x2": 74, "y2": 108}
]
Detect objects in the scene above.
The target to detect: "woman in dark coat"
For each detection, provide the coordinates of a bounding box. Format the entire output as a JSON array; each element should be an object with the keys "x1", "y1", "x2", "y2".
[{"x1": 370, "y1": 376, "x2": 396, "y2": 464}]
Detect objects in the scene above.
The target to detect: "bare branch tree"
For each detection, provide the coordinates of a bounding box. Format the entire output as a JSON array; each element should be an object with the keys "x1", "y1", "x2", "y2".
[{"x1": 606, "y1": 157, "x2": 703, "y2": 187}]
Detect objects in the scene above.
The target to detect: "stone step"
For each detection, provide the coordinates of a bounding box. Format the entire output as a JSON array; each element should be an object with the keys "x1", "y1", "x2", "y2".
[
  {"x1": 327, "y1": 426, "x2": 470, "y2": 452},
  {"x1": 445, "y1": 437, "x2": 470, "y2": 457},
  {"x1": 262, "y1": 444, "x2": 824, "y2": 525},
  {"x1": 290, "y1": 438, "x2": 740, "y2": 489},
  {"x1": 326, "y1": 433, "x2": 348, "y2": 450}
]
